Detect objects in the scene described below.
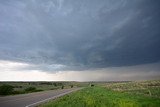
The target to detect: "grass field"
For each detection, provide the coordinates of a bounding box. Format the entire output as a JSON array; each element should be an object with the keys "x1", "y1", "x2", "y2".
[
  {"x1": 39, "y1": 80, "x2": 160, "y2": 107},
  {"x1": 103, "y1": 80, "x2": 160, "y2": 98}
]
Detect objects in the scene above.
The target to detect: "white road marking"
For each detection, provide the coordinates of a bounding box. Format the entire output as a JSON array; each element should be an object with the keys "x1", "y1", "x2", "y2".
[{"x1": 25, "y1": 88, "x2": 82, "y2": 107}]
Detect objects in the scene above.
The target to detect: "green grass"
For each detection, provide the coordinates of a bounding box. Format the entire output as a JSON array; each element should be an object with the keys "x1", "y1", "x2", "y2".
[{"x1": 39, "y1": 86, "x2": 160, "y2": 107}]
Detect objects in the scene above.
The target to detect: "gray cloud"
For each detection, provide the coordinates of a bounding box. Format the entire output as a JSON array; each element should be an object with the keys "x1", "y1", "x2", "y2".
[{"x1": 0, "y1": 0, "x2": 160, "y2": 72}]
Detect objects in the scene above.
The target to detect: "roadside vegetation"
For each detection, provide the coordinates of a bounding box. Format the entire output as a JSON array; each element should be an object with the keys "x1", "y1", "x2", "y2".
[
  {"x1": 0, "y1": 81, "x2": 85, "y2": 96},
  {"x1": 0, "y1": 84, "x2": 43, "y2": 95},
  {"x1": 0, "y1": 84, "x2": 14, "y2": 95},
  {"x1": 39, "y1": 80, "x2": 160, "y2": 107}
]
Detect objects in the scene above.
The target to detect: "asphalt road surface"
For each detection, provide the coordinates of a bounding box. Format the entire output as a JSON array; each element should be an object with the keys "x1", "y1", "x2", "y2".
[{"x1": 0, "y1": 88, "x2": 82, "y2": 107}]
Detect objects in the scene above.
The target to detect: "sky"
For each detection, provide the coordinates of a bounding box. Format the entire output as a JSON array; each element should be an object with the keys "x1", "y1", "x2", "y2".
[{"x1": 0, "y1": 0, "x2": 160, "y2": 81}]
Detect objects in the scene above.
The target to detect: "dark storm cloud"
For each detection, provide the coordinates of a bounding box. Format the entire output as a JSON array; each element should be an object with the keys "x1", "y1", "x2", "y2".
[{"x1": 0, "y1": 0, "x2": 160, "y2": 71}]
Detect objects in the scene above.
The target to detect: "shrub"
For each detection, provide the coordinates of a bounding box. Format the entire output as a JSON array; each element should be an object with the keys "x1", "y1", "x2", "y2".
[
  {"x1": 53, "y1": 83, "x2": 57, "y2": 87},
  {"x1": 0, "y1": 84, "x2": 14, "y2": 95},
  {"x1": 34, "y1": 89, "x2": 43, "y2": 92},
  {"x1": 25, "y1": 87, "x2": 36, "y2": 92},
  {"x1": 12, "y1": 90, "x2": 25, "y2": 94},
  {"x1": 91, "y1": 84, "x2": 94, "y2": 87},
  {"x1": 61, "y1": 85, "x2": 64, "y2": 89}
]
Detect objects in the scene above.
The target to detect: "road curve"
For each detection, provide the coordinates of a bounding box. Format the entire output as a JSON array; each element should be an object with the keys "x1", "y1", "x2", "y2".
[{"x1": 0, "y1": 88, "x2": 82, "y2": 107}]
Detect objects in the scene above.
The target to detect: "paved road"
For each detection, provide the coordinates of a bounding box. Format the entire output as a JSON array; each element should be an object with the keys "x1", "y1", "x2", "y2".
[{"x1": 0, "y1": 88, "x2": 82, "y2": 107}]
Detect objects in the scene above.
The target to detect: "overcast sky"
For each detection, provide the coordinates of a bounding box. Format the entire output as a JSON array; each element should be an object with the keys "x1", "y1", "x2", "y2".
[{"x1": 0, "y1": 0, "x2": 160, "y2": 81}]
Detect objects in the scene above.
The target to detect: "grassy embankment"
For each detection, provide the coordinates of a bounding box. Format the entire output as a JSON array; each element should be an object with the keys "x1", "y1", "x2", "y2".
[{"x1": 39, "y1": 80, "x2": 160, "y2": 107}]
